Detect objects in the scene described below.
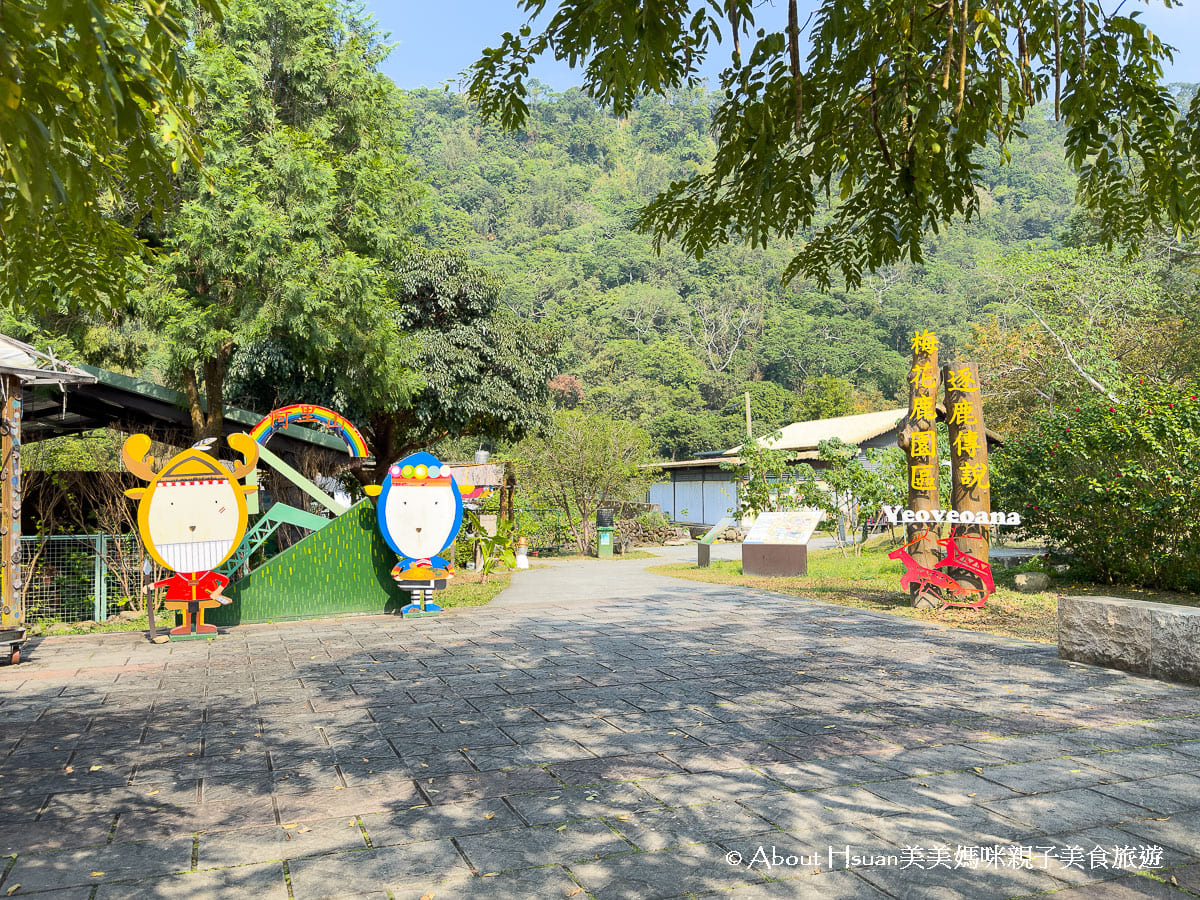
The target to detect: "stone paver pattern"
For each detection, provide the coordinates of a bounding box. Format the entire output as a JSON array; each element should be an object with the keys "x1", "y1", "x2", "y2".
[{"x1": 1, "y1": 553, "x2": 1199, "y2": 898}]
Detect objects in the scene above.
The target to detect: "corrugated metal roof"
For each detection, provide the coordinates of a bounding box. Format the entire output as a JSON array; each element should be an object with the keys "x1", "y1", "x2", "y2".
[
  {"x1": 650, "y1": 403, "x2": 1005, "y2": 470},
  {"x1": 0, "y1": 334, "x2": 94, "y2": 386},
  {"x1": 723, "y1": 408, "x2": 907, "y2": 456},
  {"x1": 651, "y1": 456, "x2": 743, "y2": 471},
  {"x1": 22, "y1": 362, "x2": 352, "y2": 457}
]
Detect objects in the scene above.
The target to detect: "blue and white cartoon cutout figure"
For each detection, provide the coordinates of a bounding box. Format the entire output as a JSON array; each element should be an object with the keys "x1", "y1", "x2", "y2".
[{"x1": 371, "y1": 452, "x2": 462, "y2": 612}]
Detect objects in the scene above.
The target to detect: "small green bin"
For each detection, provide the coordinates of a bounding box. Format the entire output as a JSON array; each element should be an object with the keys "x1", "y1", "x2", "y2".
[
  {"x1": 597, "y1": 527, "x2": 615, "y2": 559},
  {"x1": 596, "y1": 509, "x2": 616, "y2": 559}
]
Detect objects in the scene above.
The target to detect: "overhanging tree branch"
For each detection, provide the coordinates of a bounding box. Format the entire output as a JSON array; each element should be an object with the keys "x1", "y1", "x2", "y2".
[{"x1": 1014, "y1": 290, "x2": 1121, "y2": 405}]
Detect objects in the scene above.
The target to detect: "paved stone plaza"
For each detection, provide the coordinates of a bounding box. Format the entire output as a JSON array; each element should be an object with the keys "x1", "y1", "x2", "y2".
[{"x1": 2, "y1": 555, "x2": 1200, "y2": 898}]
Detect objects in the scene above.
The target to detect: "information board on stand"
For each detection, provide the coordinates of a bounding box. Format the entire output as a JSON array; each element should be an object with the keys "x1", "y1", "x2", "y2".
[{"x1": 743, "y1": 509, "x2": 824, "y2": 545}]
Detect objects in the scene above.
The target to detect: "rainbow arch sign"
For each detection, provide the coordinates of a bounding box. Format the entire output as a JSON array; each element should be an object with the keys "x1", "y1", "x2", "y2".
[{"x1": 250, "y1": 404, "x2": 370, "y2": 457}]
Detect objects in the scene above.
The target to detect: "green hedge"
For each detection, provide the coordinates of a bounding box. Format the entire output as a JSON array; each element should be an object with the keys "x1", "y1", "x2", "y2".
[{"x1": 994, "y1": 381, "x2": 1200, "y2": 591}]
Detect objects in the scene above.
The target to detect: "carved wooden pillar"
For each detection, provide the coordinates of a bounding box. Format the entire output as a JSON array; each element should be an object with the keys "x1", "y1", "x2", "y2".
[
  {"x1": 943, "y1": 360, "x2": 991, "y2": 599},
  {"x1": 898, "y1": 331, "x2": 942, "y2": 609}
]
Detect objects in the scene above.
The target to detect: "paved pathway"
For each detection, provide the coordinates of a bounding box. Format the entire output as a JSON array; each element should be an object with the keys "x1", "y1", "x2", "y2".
[
  {"x1": 1, "y1": 554, "x2": 1199, "y2": 898},
  {"x1": 647, "y1": 538, "x2": 839, "y2": 567}
]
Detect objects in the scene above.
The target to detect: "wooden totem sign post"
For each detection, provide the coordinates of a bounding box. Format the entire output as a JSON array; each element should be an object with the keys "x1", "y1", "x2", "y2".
[
  {"x1": 898, "y1": 330, "x2": 942, "y2": 609},
  {"x1": 943, "y1": 361, "x2": 991, "y2": 600}
]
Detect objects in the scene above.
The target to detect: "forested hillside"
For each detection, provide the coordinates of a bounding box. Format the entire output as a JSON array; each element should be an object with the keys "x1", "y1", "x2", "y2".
[{"x1": 400, "y1": 84, "x2": 1082, "y2": 458}]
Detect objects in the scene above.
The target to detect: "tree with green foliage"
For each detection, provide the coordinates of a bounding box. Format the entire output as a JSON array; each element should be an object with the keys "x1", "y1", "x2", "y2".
[
  {"x1": 994, "y1": 380, "x2": 1200, "y2": 591},
  {"x1": 727, "y1": 381, "x2": 803, "y2": 435},
  {"x1": 650, "y1": 408, "x2": 736, "y2": 460},
  {"x1": 757, "y1": 305, "x2": 907, "y2": 398},
  {"x1": 470, "y1": 1, "x2": 1200, "y2": 289},
  {"x1": 973, "y1": 247, "x2": 1200, "y2": 431},
  {"x1": 797, "y1": 375, "x2": 858, "y2": 422},
  {"x1": 1, "y1": 0, "x2": 219, "y2": 310},
  {"x1": 513, "y1": 409, "x2": 657, "y2": 553},
  {"x1": 137, "y1": 0, "x2": 424, "y2": 439},
  {"x1": 723, "y1": 431, "x2": 905, "y2": 551},
  {"x1": 720, "y1": 431, "x2": 804, "y2": 519},
  {"x1": 226, "y1": 248, "x2": 559, "y2": 463},
  {"x1": 792, "y1": 439, "x2": 906, "y2": 556},
  {"x1": 373, "y1": 250, "x2": 559, "y2": 461},
  {"x1": 401, "y1": 84, "x2": 1103, "y2": 448}
]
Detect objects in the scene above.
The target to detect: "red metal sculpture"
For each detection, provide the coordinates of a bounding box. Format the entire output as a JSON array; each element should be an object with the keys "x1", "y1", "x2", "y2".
[{"x1": 888, "y1": 527, "x2": 994, "y2": 608}]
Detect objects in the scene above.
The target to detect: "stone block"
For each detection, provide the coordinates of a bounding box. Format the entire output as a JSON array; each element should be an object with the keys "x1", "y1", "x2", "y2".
[
  {"x1": 1015, "y1": 571, "x2": 1050, "y2": 592},
  {"x1": 1058, "y1": 595, "x2": 1152, "y2": 675},
  {"x1": 1151, "y1": 604, "x2": 1200, "y2": 685},
  {"x1": 1059, "y1": 595, "x2": 1200, "y2": 685}
]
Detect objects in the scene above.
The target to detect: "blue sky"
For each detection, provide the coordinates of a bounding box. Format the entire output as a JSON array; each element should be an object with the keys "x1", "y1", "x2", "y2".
[{"x1": 364, "y1": 1, "x2": 1200, "y2": 91}]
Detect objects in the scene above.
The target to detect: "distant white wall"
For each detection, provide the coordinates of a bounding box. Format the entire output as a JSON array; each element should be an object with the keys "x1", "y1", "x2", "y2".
[
  {"x1": 649, "y1": 469, "x2": 739, "y2": 526},
  {"x1": 648, "y1": 482, "x2": 674, "y2": 520}
]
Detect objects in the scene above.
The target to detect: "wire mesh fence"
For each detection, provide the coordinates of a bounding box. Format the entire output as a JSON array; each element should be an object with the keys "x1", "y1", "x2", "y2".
[
  {"x1": 19, "y1": 533, "x2": 142, "y2": 625},
  {"x1": 514, "y1": 508, "x2": 567, "y2": 554}
]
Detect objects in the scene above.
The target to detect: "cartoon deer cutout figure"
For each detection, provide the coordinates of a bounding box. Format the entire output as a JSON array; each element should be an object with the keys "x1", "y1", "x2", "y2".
[{"x1": 123, "y1": 434, "x2": 258, "y2": 639}]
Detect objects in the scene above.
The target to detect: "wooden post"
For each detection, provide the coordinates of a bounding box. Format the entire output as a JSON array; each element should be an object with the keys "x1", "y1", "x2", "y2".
[
  {"x1": 503, "y1": 470, "x2": 517, "y2": 523},
  {"x1": 898, "y1": 331, "x2": 943, "y2": 609},
  {"x1": 943, "y1": 360, "x2": 991, "y2": 597},
  {"x1": 1, "y1": 375, "x2": 23, "y2": 640}
]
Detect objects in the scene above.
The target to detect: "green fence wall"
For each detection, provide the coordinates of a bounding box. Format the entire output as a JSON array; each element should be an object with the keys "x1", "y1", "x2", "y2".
[{"x1": 208, "y1": 499, "x2": 403, "y2": 625}]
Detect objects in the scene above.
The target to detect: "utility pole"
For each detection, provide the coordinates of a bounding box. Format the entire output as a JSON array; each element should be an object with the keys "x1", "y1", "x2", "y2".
[{"x1": 745, "y1": 390, "x2": 752, "y2": 438}]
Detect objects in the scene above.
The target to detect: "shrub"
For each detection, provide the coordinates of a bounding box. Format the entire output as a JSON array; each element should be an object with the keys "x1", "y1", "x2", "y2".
[
  {"x1": 994, "y1": 381, "x2": 1200, "y2": 591},
  {"x1": 635, "y1": 510, "x2": 670, "y2": 530}
]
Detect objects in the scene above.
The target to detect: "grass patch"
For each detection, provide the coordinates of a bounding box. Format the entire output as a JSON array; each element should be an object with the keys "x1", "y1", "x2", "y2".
[
  {"x1": 547, "y1": 549, "x2": 661, "y2": 562},
  {"x1": 26, "y1": 612, "x2": 154, "y2": 637},
  {"x1": 437, "y1": 570, "x2": 512, "y2": 608},
  {"x1": 650, "y1": 540, "x2": 1096, "y2": 645},
  {"x1": 653, "y1": 540, "x2": 1200, "y2": 644},
  {"x1": 652, "y1": 556, "x2": 1058, "y2": 643}
]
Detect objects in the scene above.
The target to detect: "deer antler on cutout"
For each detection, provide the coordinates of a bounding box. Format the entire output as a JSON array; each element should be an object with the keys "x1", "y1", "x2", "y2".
[
  {"x1": 225, "y1": 433, "x2": 260, "y2": 481},
  {"x1": 121, "y1": 434, "x2": 158, "y2": 498}
]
